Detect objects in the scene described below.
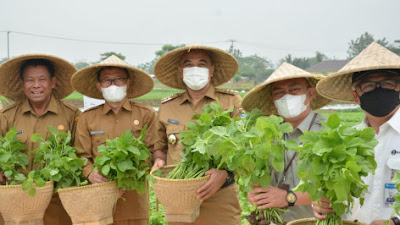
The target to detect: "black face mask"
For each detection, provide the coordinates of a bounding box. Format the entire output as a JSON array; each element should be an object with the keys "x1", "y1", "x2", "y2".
[{"x1": 359, "y1": 88, "x2": 400, "y2": 117}]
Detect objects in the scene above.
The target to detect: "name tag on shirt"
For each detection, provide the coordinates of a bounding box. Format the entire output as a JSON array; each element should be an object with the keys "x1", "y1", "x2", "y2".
[
  {"x1": 167, "y1": 119, "x2": 180, "y2": 125},
  {"x1": 16, "y1": 130, "x2": 23, "y2": 134},
  {"x1": 90, "y1": 130, "x2": 105, "y2": 135}
]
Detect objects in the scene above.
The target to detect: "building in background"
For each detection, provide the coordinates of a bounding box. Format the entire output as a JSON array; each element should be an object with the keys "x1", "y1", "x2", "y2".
[{"x1": 306, "y1": 60, "x2": 350, "y2": 76}]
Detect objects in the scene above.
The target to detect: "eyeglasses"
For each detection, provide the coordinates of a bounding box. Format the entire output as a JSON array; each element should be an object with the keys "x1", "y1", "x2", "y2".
[
  {"x1": 356, "y1": 79, "x2": 399, "y2": 93},
  {"x1": 99, "y1": 77, "x2": 128, "y2": 88}
]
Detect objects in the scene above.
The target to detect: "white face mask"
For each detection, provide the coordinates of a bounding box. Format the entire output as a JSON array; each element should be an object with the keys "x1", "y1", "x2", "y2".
[
  {"x1": 101, "y1": 85, "x2": 127, "y2": 103},
  {"x1": 274, "y1": 93, "x2": 308, "y2": 119},
  {"x1": 182, "y1": 67, "x2": 210, "y2": 90}
]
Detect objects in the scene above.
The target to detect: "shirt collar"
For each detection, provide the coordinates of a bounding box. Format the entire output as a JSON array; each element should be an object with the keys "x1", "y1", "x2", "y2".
[
  {"x1": 295, "y1": 110, "x2": 315, "y2": 133},
  {"x1": 179, "y1": 85, "x2": 217, "y2": 105},
  {"x1": 21, "y1": 95, "x2": 59, "y2": 115},
  {"x1": 361, "y1": 108, "x2": 400, "y2": 135},
  {"x1": 386, "y1": 108, "x2": 400, "y2": 135},
  {"x1": 102, "y1": 99, "x2": 132, "y2": 114}
]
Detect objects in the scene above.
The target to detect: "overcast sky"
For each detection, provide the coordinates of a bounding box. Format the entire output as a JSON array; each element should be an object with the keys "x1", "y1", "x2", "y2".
[{"x1": 0, "y1": 0, "x2": 399, "y2": 68}]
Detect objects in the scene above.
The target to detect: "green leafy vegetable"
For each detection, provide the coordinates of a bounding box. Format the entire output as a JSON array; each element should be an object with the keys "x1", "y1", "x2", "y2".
[
  {"x1": 26, "y1": 126, "x2": 88, "y2": 195},
  {"x1": 165, "y1": 101, "x2": 297, "y2": 224},
  {"x1": 387, "y1": 171, "x2": 400, "y2": 224},
  {"x1": 167, "y1": 101, "x2": 239, "y2": 179},
  {"x1": 94, "y1": 127, "x2": 151, "y2": 193},
  {"x1": 295, "y1": 114, "x2": 378, "y2": 225},
  {"x1": 0, "y1": 127, "x2": 28, "y2": 185}
]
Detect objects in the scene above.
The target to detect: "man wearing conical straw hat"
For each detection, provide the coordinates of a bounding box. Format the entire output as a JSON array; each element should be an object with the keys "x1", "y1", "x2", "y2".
[
  {"x1": 151, "y1": 44, "x2": 242, "y2": 224},
  {"x1": 72, "y1": 55, "x2": 156, "y2": 225},
  {"x1": 313, "y1": 42, "x2": 400, "y2": 224},
  {"x1": 242, "y1": 62, "x2": 331, "y2": 222},
  {"x1": 0, "y1": 54, "x2": 81, "y2": 225}
]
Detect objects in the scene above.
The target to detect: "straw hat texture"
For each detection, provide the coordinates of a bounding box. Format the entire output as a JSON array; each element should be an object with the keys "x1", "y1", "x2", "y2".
[
  {"x1": 317, "y1": 42, "x2": 400, "y2": 102},
  {"x1": 0, "y1": 54, "x2": 76, "y2": 101},
  {"x1": 71, "y1": 55, "x2": 154, "y2": 99},
  {"x1": 154, "y1": 43, "x2": 238, "y2": 89},
  {"x1": 242, "y1": 62, "x2": 331, "y2": 115}
]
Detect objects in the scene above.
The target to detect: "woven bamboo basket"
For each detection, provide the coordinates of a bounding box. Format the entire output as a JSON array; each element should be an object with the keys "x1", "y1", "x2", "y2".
[
  {"x1": 0, "y1": 181, "x2": 54, "y2": 225},
  {"x1": 287, "y1": 218, "x2": 366, "y2": 225},
  {"x1": 151, "y1": 165, "x2": 210, "y2": 223},
  {"x1": 58, "y1": 181, "x2": 119, "y2": 225}
]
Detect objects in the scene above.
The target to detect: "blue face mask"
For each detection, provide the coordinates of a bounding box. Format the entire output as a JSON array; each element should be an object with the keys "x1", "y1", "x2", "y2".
[{"x1": 359, "y1": 88, "x2": 400, "y2": 117}]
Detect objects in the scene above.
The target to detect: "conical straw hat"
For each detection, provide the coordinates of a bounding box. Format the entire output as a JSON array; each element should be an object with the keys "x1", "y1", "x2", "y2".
[
  {"x1": 0, "y1": 54, "x2": 76, "y2": 101},
  {"x1": 71, "y1": 55, "x2": 154, "y2": 99},
  {"x1": 317, "y1": 42, "x2": 400, "y2": 102},
  {"x1": 154, "y1": 43, "x2": 238, "y2": 89},
  {"x1": 242, "y1": 62, "x2": 331, "y2": 115}
]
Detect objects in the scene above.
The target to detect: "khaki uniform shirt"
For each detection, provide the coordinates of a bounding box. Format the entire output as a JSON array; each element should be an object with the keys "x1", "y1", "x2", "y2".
[
  {"x1": 0, "y1": 96, "x2": 80, "y2": 225},
  {"x1": 75, "y1": 100, "x2": 156, "y2": 221},
  {"x1": 0, "y1": 96, "x2": 80, "y2": 170},
  {"x1": 271, "y1": 111, "x2": 326, "y2": 222},
  {"x1": 154, "y1": 85, "x2": 242, "y2": 225},
  {"x1": 155, "y1": 85, "x2": 242, "y2": 164}
]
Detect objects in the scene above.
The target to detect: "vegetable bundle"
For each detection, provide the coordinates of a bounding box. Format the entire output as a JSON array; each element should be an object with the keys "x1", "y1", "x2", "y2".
[
  {"x1": 28, "y1": 126, "x2": 88, "y2": 195},
  {"x1": 165, "y1": 102, "x2": 297, "y2": 224},
  {"x1": 295, "y1": 114, "x2": 378, "y2": 225},
  {"x1": 94, "y1": 127, "x2": 151, "y2": 193},
  {"x1": 0, "y1": 127, "x2": 28, "y2": 185},
  {"x1": 388, "y1": 171, "x2": 400, "y2": 222},
  {"x1": 167, "y1": 101, "x2": 239, "y2": 179}
]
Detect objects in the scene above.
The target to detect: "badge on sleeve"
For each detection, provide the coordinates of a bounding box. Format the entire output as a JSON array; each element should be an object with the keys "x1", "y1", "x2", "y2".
[{"x1": 134, "y1": 120, "x2": 140, "y2": 125}]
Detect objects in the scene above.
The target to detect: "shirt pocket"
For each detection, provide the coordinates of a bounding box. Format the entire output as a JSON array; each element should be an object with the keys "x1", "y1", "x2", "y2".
[
  {"x1": 166, "y1": 124, "x2": 185, "y2": 164},
  {"x1": 92, "y1": 134, "x2": 108, "y2": 154},
  {"x1": 17, "y1": 131, "x2": 29, "y2": 144}
]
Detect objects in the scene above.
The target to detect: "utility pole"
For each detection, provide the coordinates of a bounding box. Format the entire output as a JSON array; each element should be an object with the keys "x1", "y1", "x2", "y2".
[
  {"x1": 7, "y1": 31, "x2": 10, "y2": 59},
  {"x1": 227, "y1": 39, "x2": 236, "y2": 48},
  {"x1": 227, "y1": 39, "x2": 236, "y2": 54}
]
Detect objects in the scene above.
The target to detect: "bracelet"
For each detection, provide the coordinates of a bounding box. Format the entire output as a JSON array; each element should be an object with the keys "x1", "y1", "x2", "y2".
[{"x1": 392, "y1": 217, "x2": 400, "y2": 225}]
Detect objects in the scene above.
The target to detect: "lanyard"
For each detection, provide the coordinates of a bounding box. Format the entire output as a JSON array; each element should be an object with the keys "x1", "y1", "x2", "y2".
[{"x1": 279, "y1": 113, "x2": 318, "y2": 185}]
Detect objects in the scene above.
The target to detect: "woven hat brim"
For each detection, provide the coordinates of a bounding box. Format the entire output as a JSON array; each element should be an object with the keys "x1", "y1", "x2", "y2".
[
  {"x1": 154, "y1": 45, "x2": 238, "y2": 89},
  {"x1": 317, "y1": 65, "x2": 400, "y2": 102},
  {"x1": 0, "y1": 54, "x2": 76, "y2": 101},
  {"x1": 317, "y1": 42, "x2": 400, "y2": 102},
  {"x1": 242, "y1": 74, "x2": 331, "y2": 115},
  {"x1": 71, "y1": 63, "x2": 154, "y2": 100}
]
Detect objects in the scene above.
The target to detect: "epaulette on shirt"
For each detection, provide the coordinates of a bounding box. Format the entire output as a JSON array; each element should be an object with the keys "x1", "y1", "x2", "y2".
[
  {"x1": 216, "y1": 88, "x2": 238, "y2": 96},
  {"x1": 161, "y1": 93, "x2": 183, "y2": 104},
  {"x1": 60, "y1": 100, "x2": 79, "y2": 112},
  {"x1": 0, "y1": 102, "x2": 18, "y2": 113}
]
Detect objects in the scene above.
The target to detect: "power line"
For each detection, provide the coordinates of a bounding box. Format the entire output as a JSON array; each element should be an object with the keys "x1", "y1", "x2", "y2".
[
  {"x1": 10, "y1": 31, "x2": 168, "y2": 46},
  {"x1": 3, "y1": 30, "x2": 230, "y2": 46}
]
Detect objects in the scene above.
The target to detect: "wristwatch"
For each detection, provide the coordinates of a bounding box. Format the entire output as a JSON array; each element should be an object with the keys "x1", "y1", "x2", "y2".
[
  {"x1": 392, "y1": 217, "x2": 400, "y2": 225},
  {"x1": 286, "y1": 190, "x2": 297, "y2": 207}
]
